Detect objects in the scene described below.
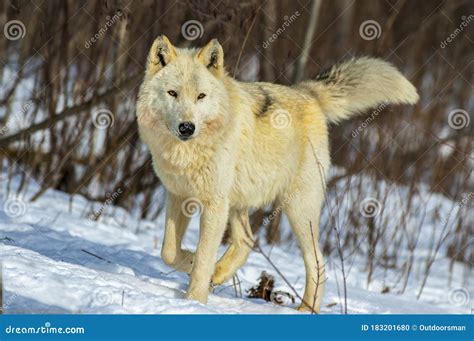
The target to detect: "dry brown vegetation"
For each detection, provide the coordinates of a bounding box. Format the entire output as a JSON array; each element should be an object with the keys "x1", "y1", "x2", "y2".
[{"x1": 0, "y1": 0, "x2": 472, "y2": 294}]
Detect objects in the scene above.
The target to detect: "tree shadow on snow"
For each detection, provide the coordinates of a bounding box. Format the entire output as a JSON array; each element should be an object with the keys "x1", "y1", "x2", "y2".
[
  {"x1": 3, "y1": 291, "x2": 72, "y2": 314},
  {"x1": 0, "y1": 223, "x2": 186, "y2": 284}
]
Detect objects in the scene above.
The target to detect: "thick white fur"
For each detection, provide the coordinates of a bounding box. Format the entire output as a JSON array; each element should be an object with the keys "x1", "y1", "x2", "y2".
[{"x1": 136, "y1": 36, "x2": 418, "y2": 312}]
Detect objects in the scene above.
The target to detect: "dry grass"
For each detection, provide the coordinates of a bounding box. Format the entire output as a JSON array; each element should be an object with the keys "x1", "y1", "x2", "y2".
[{"x1": 0, "y1": 0, "x2": 472, "y2": 303}]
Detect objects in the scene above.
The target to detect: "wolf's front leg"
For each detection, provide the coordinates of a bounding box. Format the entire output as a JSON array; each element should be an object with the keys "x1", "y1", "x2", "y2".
[
  {"x1": 161, "y1": 193, "x2": 194, "y2": 273},
  {"x1": 186, "y1": 199, "x2": 229, "y2": 303}
]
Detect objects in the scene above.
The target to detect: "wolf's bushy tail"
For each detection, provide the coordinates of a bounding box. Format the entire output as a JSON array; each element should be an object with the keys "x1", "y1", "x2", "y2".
[{"x1": 299, "y1": 57, "x2": 419, "y2": 123}]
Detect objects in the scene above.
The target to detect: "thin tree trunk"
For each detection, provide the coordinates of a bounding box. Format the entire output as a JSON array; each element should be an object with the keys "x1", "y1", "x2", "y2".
[{"x1": 293, "y1": 0, "x2": 322, "y2": 83}]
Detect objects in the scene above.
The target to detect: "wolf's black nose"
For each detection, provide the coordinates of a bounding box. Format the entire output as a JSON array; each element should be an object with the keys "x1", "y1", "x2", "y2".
[{"x1": 178, "y1": 122, "x2": 195, "y2": 139}]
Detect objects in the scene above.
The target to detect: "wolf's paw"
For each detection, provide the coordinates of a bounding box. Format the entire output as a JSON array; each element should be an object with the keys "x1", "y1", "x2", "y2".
[
  {"x1": 296, "y1": 303, "x2": 320, "y2": 313},
  {"x1": 211, "y1": 264, "x2": 231, "y2": 285},
  {"x1": 164, "y1": 250, "x2": 194, "y2": 274},
  {"x1": 186, "y1": 289, "x2": 209, "y2": 304}
]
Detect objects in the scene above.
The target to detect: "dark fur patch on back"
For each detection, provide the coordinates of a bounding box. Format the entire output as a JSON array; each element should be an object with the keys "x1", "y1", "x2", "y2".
[
  {"x1": 255, "y1": 86, "x2": 274, "y2": 116},
  {"x1": 315, "y1": 60, "x2": 349, "y2": 85},
  {"x1": 315, "y1": 66, "x2": 338, "y2": 84}
]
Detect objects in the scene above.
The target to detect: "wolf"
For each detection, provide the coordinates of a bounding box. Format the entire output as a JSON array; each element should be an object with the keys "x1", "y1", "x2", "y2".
[{"x1": 136, "y1": 35, "x2": 418, "y2": 312}]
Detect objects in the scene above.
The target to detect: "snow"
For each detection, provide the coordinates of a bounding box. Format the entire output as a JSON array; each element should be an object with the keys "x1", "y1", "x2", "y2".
[{"x1": 0, "y1": 173, "x2": 472, "y2": 314}]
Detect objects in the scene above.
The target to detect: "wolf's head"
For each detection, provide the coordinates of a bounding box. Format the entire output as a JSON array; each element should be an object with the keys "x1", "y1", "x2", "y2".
[{"x1": 137, "y1": 35, "x2": 231, "y2": 143}]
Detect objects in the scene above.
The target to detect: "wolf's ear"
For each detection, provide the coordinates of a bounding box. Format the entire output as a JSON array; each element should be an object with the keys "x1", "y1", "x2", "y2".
[
  {"x1": 197, "y1": 39, "x2": 224, "y2": 77},
  {"x1": 146, "y1": 35, "x2": 177, "y2": 76}
]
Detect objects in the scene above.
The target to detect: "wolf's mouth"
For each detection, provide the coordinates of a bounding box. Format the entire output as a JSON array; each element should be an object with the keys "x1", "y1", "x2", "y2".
[
  {"x1": 178, "y1": 136, "x2": 192, "y2": 141},
  {"x1": 169, "y1": 129, "x2": 193, "y2": 142}
]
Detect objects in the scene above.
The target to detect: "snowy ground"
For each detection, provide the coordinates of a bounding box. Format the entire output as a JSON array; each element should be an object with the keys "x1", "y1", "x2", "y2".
[{"x1": 0, "y1": 173, "x2": 472, "y2": 314}]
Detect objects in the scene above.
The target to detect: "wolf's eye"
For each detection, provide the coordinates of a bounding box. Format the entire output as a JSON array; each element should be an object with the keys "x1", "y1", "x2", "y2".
[
  {"x1": 197, "y1": 93, "x2": 206, "y2": 100},
  {"x1": 167, "y1": 90, "x2": 177, "y2": 97}
]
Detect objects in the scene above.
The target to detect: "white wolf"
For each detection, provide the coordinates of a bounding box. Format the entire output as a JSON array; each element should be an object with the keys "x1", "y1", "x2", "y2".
[{"x1": 136, "y1": 35, "x2": 418, "y2": 311}]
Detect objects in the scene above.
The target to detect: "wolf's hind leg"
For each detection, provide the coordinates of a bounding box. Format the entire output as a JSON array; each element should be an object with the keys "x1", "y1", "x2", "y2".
[
  {"x1": 211, "y1": 208, "x2": 254, "y2": 285},
  {"x1": 283, "y1": 185, "x2": 326, "y2": 313},
  {"x1": 161, "y1": 193, "x2": 194, "y2": 273}
]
